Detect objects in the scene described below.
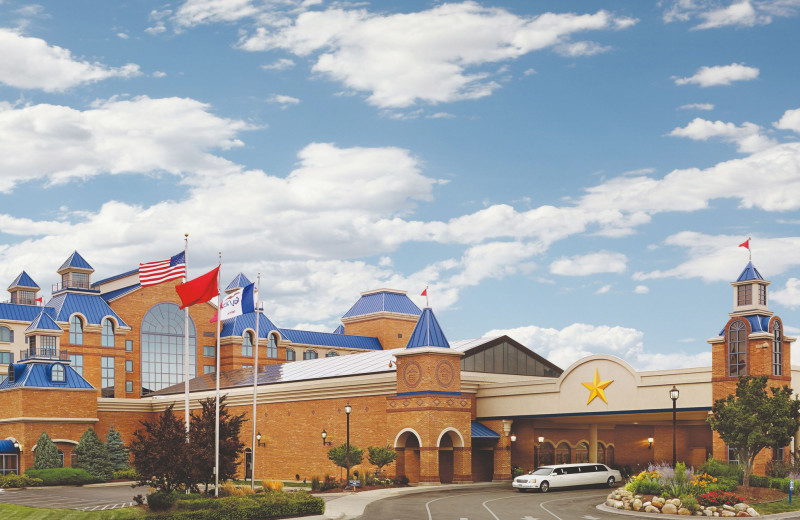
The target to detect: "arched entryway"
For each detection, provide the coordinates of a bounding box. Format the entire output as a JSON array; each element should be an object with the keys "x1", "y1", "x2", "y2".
[
  {"x1": 436, "y1": 428, "x2": 465, "y2": 484},
  {"x1": 539, "y1": 441, "x2": 555, "y2": 466},
  {"x1": 394, "y1": 429, "x2": 421, "y2": 484}
]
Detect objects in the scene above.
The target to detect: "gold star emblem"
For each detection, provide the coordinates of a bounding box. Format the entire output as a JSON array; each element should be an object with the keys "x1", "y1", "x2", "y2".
[{"x1": 582, "y1": 369, "x2": 613, "y2": 405}]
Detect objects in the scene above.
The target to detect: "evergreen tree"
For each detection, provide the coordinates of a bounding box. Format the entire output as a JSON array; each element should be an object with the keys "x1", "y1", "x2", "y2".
[
  {"x1": 187, "y1": 396, "x2": 247, "y2": 492},
  {"x1": 105, "y1": 426, "x2": 130, "y2": 472},
  {"x1": 73, "y1": 427, "x2": 114, "y2": 481},
  {"x1": 33, "y1": 431, "x2": 61, "y2": 469},
  {"x1": 129, "y1": 404, "x2": 193, "y2": 493}
]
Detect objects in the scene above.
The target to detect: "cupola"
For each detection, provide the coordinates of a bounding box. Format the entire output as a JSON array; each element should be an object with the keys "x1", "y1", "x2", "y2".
[
  {"x1": 54, "y1": 251, "x2": 97, "y2": 294},
  {"x1": 7, "y1": 271, "x2": 39, "y2": 305},
  {"x1": 730, "y1": 262, "x2": 770, "y2": 317}
]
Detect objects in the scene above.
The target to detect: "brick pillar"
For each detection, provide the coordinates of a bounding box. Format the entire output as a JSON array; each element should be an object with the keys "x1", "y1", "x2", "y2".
[
  {"x1": 493, "y1": 435, "x2": 511, "y2": 481},
  {"x1": 589, "y1": 424, "x2": 598, "y2": 463},
  {"x1": 395, "y1": 447, "x2": 405, "y2": 478},
  {"x1": 453, "y1": 447, "x2": 472, "y2": 483},
  {"x1": 419, "y1": 447, "x2": 439, "y2": 485}
]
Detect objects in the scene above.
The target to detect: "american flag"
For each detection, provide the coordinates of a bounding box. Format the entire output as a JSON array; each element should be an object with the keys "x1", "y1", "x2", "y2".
[{"x1": 139, "y1": 251, "x2": 186, "y2": 287}]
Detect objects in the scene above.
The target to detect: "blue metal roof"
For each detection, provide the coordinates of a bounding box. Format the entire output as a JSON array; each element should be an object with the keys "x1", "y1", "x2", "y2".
[
  {"x1": 46, "y1": 293, "x2": 129, "y2": 327},
  {"x1": 406, "y1": 308, "x2": 450, "y2": 349},
  {"x1": 0, "y1": 302, "x2": 48, "y2": 322},
  {"x1": 342, "y1": 291, "x2": 422, "y2": 318},
  {"x1": 279, "y1": 328, "x2": 383, "y2": 350},
  {"x1": 93, "y1": 268, "x2": 138, "y2": 287},
  {"x1": 747, "y1": 315, "x2": 771, "y2": 333},
  {"x1": 471, "y1": 421, "x2": 500, "y2": 439},
  {"x1": 8, "y1": 271, "x2": 39, "y2": 290},
  {"x1": 0, "y1": 363, "x2": 93, "y2": 390},
  {"x1": 26, "y1": 311, "x2": 63, "y2": 332},
  {"x1": 737, "y1": 262, "x2": 764, "y2": 282},
  {"x1": 100, "y1": 284, "x2": 141, "y2": 302},
  {"x1": 225, "y1": 273, "x2": 251, "y2": 292},
  {"x1": 220, "y1": 312, "x2": 279, "y2": 338},
  {"x1": 0, "y1": 440, "x2": 16, "y2": 453},
  {"x1": 58, "y1": 251, "x2": 93, "y2": 272},
  {"x1": 333, "y1": 324, "x2": 344, "y2": 334}
]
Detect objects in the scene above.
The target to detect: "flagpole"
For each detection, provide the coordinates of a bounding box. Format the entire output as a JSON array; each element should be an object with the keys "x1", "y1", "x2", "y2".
[
  {"x1": 184, "y1": 234, "x2": 190, "y2": 438},
  {"x1": 251, "y1": 273, "x2": 261, "y2": 490},
  {"x1": 214, "y1": 252, "x2": 222, "y2": 497},
  {"x1": 749, "y1": 236, "x2": 752, "y2": 262}
]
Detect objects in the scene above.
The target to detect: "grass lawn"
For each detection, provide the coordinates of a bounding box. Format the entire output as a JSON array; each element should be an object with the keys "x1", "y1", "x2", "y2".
[
  {"x1": 0, "y1": 503, "x2": 145, "y2": 520},
  {"x1": 754, "y1": 497, "x2": 800, "y2": 515}
]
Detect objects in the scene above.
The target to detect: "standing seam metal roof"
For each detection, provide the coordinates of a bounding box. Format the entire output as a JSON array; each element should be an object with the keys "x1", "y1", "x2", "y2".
[
  {"x1": 8, "y1": 271, "x2": 39, "y2": 290},
  {"x1": 737, "y1": 262, "x2": 765, "y2": 282},
  {"x1": 0, "y1": 363, "x2": 93, "y2": 390},
  {"x1": 220, "y1": 312, "x2": 280, "y2": 338},
  {"x1": 406, "y1": 308, "x2": 450, "y2": 349},
  {"x1": 0, "y1": 303, "x2": 48, "y2": 322},
  {"x1": 58, "y1": 251, "x2": 94, "y2": 271},
  {"x1": 342, "y1": 291, "x2": 422, "y2": 318},
  {"x1": 278, "y1": 328, "x2": 382, "y2": 350},
  {"x1": 225, "y1": 273, "x2": 252, "y2": 292},
  {"x1": 46, "y1": 293, "x2": 129, "y2": 327},
  {"x1": 26, "y1": 311, "x2": 63, "y2": 332}
]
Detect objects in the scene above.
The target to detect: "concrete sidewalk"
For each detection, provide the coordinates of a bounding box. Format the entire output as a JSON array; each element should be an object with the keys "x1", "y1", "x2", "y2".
[{"x1": 303, "y1": 482, "x2": 506, "y2": 520}]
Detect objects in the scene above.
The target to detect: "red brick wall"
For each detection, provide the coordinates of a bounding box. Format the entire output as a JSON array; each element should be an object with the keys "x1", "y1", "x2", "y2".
[{"x1": 344, "y1": 316, "x2": 417, "y2": 350}]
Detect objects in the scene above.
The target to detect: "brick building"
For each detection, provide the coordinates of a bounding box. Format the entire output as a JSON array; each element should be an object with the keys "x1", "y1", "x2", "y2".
[{"x1": 0, "y1": 253, "x2": 796, "y2": 483}]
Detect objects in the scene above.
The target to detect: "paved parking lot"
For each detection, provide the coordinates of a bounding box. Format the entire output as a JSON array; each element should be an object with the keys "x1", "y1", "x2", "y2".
[{"x1": 0, "y1": 483, "x2": 143, "y2": 511}]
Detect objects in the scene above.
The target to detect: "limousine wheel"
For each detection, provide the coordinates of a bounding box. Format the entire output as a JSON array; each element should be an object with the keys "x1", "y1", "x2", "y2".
[
  {"x1": 607, "y1": 476, "x2": 616, "y2": 488},
  {"x1": 539, "y1": 481, "x2": 549, "y2": 493}
]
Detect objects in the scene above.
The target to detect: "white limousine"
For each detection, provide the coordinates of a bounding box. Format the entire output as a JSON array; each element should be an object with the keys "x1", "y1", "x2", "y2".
[{"x1": 512, "y1": 463, "x2": 622, "y2": 493}]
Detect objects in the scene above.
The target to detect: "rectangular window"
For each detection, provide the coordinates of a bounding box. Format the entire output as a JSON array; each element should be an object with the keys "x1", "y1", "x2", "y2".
[
  {"x1": 101, "y1": 356, "x2": 115, "y2": 398},
  {"x1": 125, "y1": 360, "x2": 133, "y2": 372},
  {"x1": 242, "y1": 364, "x2": 253, "y2": 370},
  {"x1": 727, "y1": 446, "x2": 739, "y2": 465},
  {"x1": 70, "y1": 354, "x2": 83, "y2": 376},
  {"x1": 126, "y1": 380, "x2": 133, "y2": 393},
  {"x1": 11, "y1": 291, "x2": 35, "y2": 305},
  {"x1": 242, "y1": 344, "x2": 253, "y2": 357},
  {"x1": 203, "y1": 332, "x2": 215, "y2": 337},
  {"x1": 204, "y1": 346, "x2": 215, "y2": 357},
  {"x1": 737, "y1": 284, "x2": 752, "y2": 306},
  {"x1": 759, "y1": 284, "x2": 767, "y2": 305},
  {"x1": 203, "y1": 365, "x2": 215, "y2": 374},
  {"x1": 125, "y1": 340, "x2": 133, "y2": 352},
  {"x1": 0, "y1": 352, "x2": 12, "y2": 364}
]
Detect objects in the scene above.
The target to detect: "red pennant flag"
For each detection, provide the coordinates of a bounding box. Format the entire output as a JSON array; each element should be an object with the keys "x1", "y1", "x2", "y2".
[
  {"x1": 175, "y1": 266, "x2": 220, "y2": 310},
  {"x1": 34, "y1": 296, "x2": 43, "y2": 305},
  {"x1": 738, "y1": 239, "x2": 750, "y2": 250},
  {"x1": 421, "y1": 288, "x2": 427, "y2": 297}
]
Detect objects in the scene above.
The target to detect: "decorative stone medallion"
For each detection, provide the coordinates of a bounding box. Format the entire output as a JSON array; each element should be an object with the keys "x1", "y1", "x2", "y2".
[
  {"x1": 402, "y1": 361, "x2": 422, "y2": 388},
  {"x1": 435, "y1": 360, "x2": 454, "y2": 388}
]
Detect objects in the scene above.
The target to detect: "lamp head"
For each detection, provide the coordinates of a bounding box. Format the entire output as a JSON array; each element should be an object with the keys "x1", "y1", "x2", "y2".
[
  {"x1": 669, "y1": 385, "x2": 679, "y2": 401},
  {"x1": 321, "y1": 429, "x2": 327, "y2": 440},
  {"x1": 648, "y1": 437, "x2": 654, "y2": 449},
  {"x1": 256, "y1": 432, "x2": 262, "y2": 442},
  {"x1": 538, "y1": 436, "x2": 544, "y2": 444},
  {"x1": 510, "y1": 433, "x2": 517, "y2": 442},
  {"x1": 345, "y1": 402, "x2": 352, "y2": 415}
]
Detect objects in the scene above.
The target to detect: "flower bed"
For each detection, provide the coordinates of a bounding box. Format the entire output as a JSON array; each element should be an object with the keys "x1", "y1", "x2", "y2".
[{"x1": 606, "y1": 489, "x2": 760, "y2": 517}]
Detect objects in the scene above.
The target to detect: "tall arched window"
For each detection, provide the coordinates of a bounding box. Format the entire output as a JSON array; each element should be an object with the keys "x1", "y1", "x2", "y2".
[
  {"x1": 773, "y1": 320, "x2": 783, "y2": 376},
  {"x1": 267, "y1": 333, "x2": 278, "y2": 359},
  {"x1": 303, "y1": 350, "x2": 318, "y2": 360},
  {"x1": 597, "y1": 442, "x2": 606, "y2": 464},
  {"x1": 101, "y1": 318, "x2": 114, "y2": 347},
  {"x1": 0, "y1": 326, "x2": 12, "y2": 343},
  {"x1": 575, "y1": 441, "x2": 589, "y2": 463},
  {"x1": 51, "y1": 364, "x2": 65, "y2": 382},
  {"x1": 555, "y1": 442, "x2": 571, "y2": 464},
  {"x1": 242, "y1": 331, "x2": 253, "y2": 357},
  {"x1": 140, "y1": 303, "x2": 197, "y2": 395},
  {"x1": 539, "y1": 441, "x2": 555, "y2": 466},
  {"x1": 286, "y1": 348, "x2": 295, "y2": 361},
  {"x1": 728, "y1": 321, "x2": 747, "y2": 377},
  {"x1": 69, "y1": 315, "x2": 83, "y2": 345},
  {"x1": 58, "y1": 449, "x2": 65, "y2": 467}
]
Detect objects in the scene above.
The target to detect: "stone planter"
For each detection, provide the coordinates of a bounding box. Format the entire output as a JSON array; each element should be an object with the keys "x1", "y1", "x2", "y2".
[{"x1": 605, "y1": 489, "x2": 759, "y2": 517}]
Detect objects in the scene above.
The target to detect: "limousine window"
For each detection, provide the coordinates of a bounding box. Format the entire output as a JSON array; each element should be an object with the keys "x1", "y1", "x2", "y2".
[
  {"x1": 531, "y1": 467, "x2": 553, "y2": 475},
  {"x1": 565, "y1": 467, "x2": 580, "y2": 474}
]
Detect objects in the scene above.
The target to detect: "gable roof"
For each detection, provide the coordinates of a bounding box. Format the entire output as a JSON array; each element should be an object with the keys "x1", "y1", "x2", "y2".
[
  {"x1": 58, "y1": 251, "x2": 93, "y2": 272},
  {"x1": 225, "y1": 273, "x2": 251, "y2": 292},
  {"x1": 8, "y1": 271, "x2": 39, "y2": 291},
  {"x1": 279, "y1": 328, "x2": 382, "y2": 350},
  {"x1": 0, "y1": 363, "x2": 94, "y2": 390},
  {"x1": 737, "y1": 261, "x2": 764, "y2": 282},
  {"x1": 406, "y1": 308, "x2": 450, "y2": 349},
  {"x1": 46, "y1": 293, "x2": 129, "y2": 327},
  {"x1": 342, "y1": 289, "x2": 422, "y2": 319},
  {"x1": 100, "y1": 284, "x2": 141, "y2": 303},
  {"x1": 333, "y1": 324, "x2": 344, "y2": 334},
  {"x1": 26, "y1": 310, "x2": 63, "y2": 332}
]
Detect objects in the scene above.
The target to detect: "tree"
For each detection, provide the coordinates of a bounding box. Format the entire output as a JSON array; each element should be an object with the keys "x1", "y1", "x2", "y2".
[
  {"x1": 187, "y1": 396, "x2": 247, "y2": 493},
  {"x1": 73, "y1": 428, "x2": 114, "y2": 481},
  {"x1": 367, "y1": 445, "x2": 397, "y2": 476},
  {"x1": 33, "y1": 432, "x2": 61, "y2": 469},
  {"x1": 328, "y1": 444, "x2": 363, "y2": 471},
  {"x1": 105, "y1": 426, "x2": 129, "y2": 472},
  {"x1": 130, "y1": 404, "x2": 193, "y2": 492},
  {"x1": 708, "y1": 375, "x2": 800, "y2": 489}
]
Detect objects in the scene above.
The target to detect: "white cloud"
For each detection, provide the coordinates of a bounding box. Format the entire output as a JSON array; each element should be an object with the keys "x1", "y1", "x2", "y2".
[
  {"x1": 262, "y1": 58, "x2": 296, "y2": 70},
  {"x1": 772, "y1": 278, "x2": 800, "y2": 308},
  {"x1": 694, "y1": 0, "x2": 769, "y2": 29},
  {"x1": 174, "y1": 0, "x2": 262, "y2": 27},
  {"x1": 0, "y1": 28, "x2": 141, "y2": 91},
  {"x1": 775, "y1": 108, "x2": 800, "y2": 134},
  {"x1": 267, "y1": 94, "x2": 301, "y2": 107},
  {"x1": 634, "y1": 285, "x2": 649, "y2": 294},
  {"x1": 549, "y1": 251, "x2": 627, "y2": 276},
  {"x1": 523, "y1": 68, "x2": 537, "y2": 76},
  {"x1": 662, "y1": 0, "x2": 799, "y2": 28},
  {"x1": 674, "y1": 63, "x2": 759, "y2": 87},
  {"x1": 669, "y1": 117, "x2": 776, "y2": 153},
  {"x1": 152, "y1": 71, "x2": 167, "y2": 78},
  {"x1": 595, "y1": 284, "x2": 612, "y2": 294},
  {"x1": 679, "y1": 102, "x2": 714, "y2": 111},
  {"x1": 117, "y1": 32, "x2": 130, "y2": 39},
  {"x1": 238, "y1": 4, "x2": 637, "y2": 108}
]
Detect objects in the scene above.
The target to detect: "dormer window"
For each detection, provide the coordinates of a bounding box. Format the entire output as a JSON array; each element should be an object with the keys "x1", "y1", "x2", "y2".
[
  {"x1": 11, "y1": 290, "x2": 35, "y2": 305},
  {"x1": 242, "y1": 331, "x2": 254, "y2": 357},
  {"x1": 51, "y1": 364, "x2": 65, "y2": 383},
  {"x1": 737, "y1": 285, "x2": 752, "y2": 306},
  {"x1": 728, "y1": 321, "x2": 747, "y2": 377},
  {"x1": 758, "y1": 284, "x2": 767, "y2": 305}
]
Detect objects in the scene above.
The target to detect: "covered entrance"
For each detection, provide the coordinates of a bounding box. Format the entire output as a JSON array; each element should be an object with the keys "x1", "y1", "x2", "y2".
[
  {"x1": 394, "y1": 429, "x2": 421, "y2": 484},
  {"x1": 0, "y1": 440, "x2": 20, "y2": 475}
]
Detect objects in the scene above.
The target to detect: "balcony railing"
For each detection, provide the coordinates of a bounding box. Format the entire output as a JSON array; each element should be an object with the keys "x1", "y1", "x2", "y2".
[{"x1": 19, "y1": 348, "x2": 69, "y2": 362}]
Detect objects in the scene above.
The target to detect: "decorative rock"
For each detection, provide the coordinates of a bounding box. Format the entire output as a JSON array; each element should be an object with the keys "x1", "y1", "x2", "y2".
[
  {"x1": 663, "y1": 503, "x2": 678, "y2": 515},
  {"x1": 722, "y1": 505, "x2": 735, "y2": 512},
  {"x1": 669, "y1": 498, "x2": 682, "y2": 507},
  {"x1": 734, "y1": 503, "x2": 747, "y2": 512},
  {"x1": 678, "y1": 507, "x2": 691, "y2": 515},
  {"x1": 746, "y1": 507, "x2": 758, "y2": 517},
  {"x1": 735, "y1": 512, "x2": 748, "y2": 517},
  {"x1": 646, "y1": 505, "x2": 660, "y2": 513},
  {"x1": 652, "y1": 497, "x2": 666, "y2": 508},
  {"x1": 614, "y1": 500, "x2": 625, "y2": 509},
  {"x1": 644, "y1": 501, "x2": 652, "y2": 508},
  {"x1": 633, "y1": 498, "x2": 642, "y2": 511},
  {"x1": 720, "y1": 511, "x2": 736, "y2": 518}
]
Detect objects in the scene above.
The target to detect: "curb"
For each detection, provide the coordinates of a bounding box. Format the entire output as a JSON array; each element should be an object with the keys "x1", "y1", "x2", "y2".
[{"x1": 597, "y1": 502, "x2": 800, "y2": 519}]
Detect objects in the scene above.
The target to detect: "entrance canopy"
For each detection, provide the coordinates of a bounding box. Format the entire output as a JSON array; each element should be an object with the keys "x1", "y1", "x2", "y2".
[{"x1": 0, "y1": 440, "x2": 17, "y2": 453}]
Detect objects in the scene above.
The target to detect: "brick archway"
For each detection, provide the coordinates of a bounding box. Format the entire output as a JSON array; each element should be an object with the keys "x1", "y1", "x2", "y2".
[{"x1": 394, "y1": 429, "x2": 421, "y2": 484}]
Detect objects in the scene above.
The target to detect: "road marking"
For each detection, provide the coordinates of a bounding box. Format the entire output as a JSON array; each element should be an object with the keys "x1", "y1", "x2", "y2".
[
  {"x1": 424, "y1": 493, "x2": 475, "y2": 520},
  {"x1": 583, "y1": 516, "x2": 600, "y2": 520},
  {"x1": 539, "y1": 493, "x2": 607, "y2": 520},
  {"x1": 522, "y1": 516, "x2": 539, "y2": 520}
]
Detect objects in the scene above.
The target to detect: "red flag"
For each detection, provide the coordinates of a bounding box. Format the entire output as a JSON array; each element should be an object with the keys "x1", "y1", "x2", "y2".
[
  {"x1": 34, "y1": 296, "x2": 43, "y2": 305},
  {"x1": 176, "y1": 266, "x2": 220, "y2": 309},
  {"x1": 738, "y1": 239, "x2": 750, "y2": 250},
  {"x1": 421, "y1": 288, "x2": 427, "y2": 297},
  {"x1": 209, "y1": 311, "x2": 217, "y2": 323}
]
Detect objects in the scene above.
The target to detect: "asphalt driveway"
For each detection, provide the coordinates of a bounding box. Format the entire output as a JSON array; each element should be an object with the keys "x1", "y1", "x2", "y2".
[{"x1": 0, "y1": 482, "x2": 144, "y2": 511}]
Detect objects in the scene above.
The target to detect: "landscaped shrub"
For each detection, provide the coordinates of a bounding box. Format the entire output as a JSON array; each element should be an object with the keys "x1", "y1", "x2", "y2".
[
  {"x1": 698, "y1": 457, "x2": 743, "y2": 484},
  {"x1": 112, "y1": 468, "x2": 140, "y2": 480},
  {"x1": 263, "y1": 480, "x2": 283, "y2": 491},
  {"x1": 147, "y1": 490, "x2": 178, "y2": 512},
  {"x1": 749, "y1": 475, "x2": 770, "y2": 488},
  {"x1": 150, "y1": 491, "x2": 324, "y2": 519},
  {"x1": 0, "y1": 474, "x2": 43, "y2": 488},
  {"x1": 697, "y1": 490, "x2": 744, "y2": 507},
  {"x1": 311, "y1": 476, "x2": 320, "y2": 491},
  {"x1": 706, "y1": 476, "x2": 739, "y2": 492},
  {"x1": 218, "y1": 481, "x2": 256, "y2": 496},
  {"x1": 690, "y1": 472, "x2": 718, "y2": 494},
  {"x1": 33, "y1": 432, "x2": 61, "y2": 469},
  {"x1": 105, "y1": 426, "x2": 130, "y2": 472},
  {"x1": 393, "y1": 475, "x2": 410, "y2": 487},
  {"x1": 679, "y1": 494, "x2": 700, "y2": 513},
  {"x1": 25, "y1": 467, "x2": 96, "y2": 486},
  {"x1": 625, "y1": 469, "x2": 663, "y2": 495},
  {"x1": 73, "y1": 427, "x2": 113, "y2": 481},
  {"x1": 767, "y1": 460, "x2": 791, "y2": 478}
]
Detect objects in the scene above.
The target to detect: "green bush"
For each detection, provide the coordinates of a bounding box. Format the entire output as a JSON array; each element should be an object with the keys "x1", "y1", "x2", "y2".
[
  {"x1": 698, "y1": 458, "x2": 744, "y2": 484},
  {"x1": 112, "y1": 468, "x2": 140, "y2": 480},
  {"x1": 33, "y1": 432, "x2": 61, "y2": 469},
  {"x1": 680, "y1": 494, "x2": 700, "y2": 513},
  {"x1": 148, "y1": 490, "x2": 178, "y2": 512},
  {"x1": 25, "y1": 467, "x2": 96, "y2": 486},
  {"x1": 749, "y1": 475, "x2": 770, "y2": 488},
  {"x1": 310, "y1": 476, "x2": 320, "y2": 491},
  {"x1": 0, "y1": 473, "x2": 43, "y2": 488},
  {"x1": 768, "y1": 460, "x2": 791, "y2": 478},
  {"x1": 149, "y1": 491, "x2": 325, "y2": 519}
]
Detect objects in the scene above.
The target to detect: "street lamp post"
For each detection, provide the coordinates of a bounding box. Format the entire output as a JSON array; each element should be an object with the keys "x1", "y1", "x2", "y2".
[
  {"x1": 670, "y1": 385, "x2": 680, "y2": 467},
  {"x1": 345, "y1": 402, "x2": 352, "y2": 488}
]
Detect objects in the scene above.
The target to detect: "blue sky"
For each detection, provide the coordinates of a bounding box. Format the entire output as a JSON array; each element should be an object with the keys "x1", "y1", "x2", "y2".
[{"x1": 1, "y1": 0, "x2": 800, "y2": 370}]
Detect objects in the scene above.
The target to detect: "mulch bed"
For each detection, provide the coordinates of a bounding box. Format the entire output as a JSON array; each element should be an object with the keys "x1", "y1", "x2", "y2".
[{"x1": 734, "y1": 485, "x2": 786, "y2": 504}]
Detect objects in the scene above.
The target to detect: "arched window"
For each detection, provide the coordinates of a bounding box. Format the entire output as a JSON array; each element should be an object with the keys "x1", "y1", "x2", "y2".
[
  {"x1": 575, "y1": 441, "x2": 589, "y2": 463},
  {"x1": 69, "y1": 316, "x2": 83, "y2": 345},
  {"x1": 140, "y1": 303, "x2": 197, "y2": 395},
  {"x1": 728, "y1": 321, "x2": 747, "y2": 377},
  {"x1": 597, "y1": 442, "x2": 606, "y2": 464},
  {"x1": 606, "y1": 445, "x2": 615, "y2": 466},
  {"x1": 773, "y1": 320, "x2": 783, "y2": 376},
  {"x1": 244, "y1": 448, "x2": 253, "y2": 479},
  {"x1": 325, "y1": 351, "x2": 339, "y2": 357},
  {"x1": 267, "y1": 333, "x2": 278, "y2": 359},
  {"x1": 0, "y1": 326, "x2": 12, "y2": 343},
  {"x1": 303, "y1": 350, "x2": 318, "y2": 360},
  {"x1": 101, "y1": 318, "x2": 114, "y2": 347},
  {"x1": 286, "y1": 348, "x2": 295, "y2": 361},
  {"x1": 242, "y1": 331, "x2": 254, "y2": 357},
  {"x1": 555, "y1": 442, "x2": 571, "y2": 464},
  {"x1": 51, "y1": 364, "x2": 65, "y2": 382},
  {"x1": 539, "y1": 441, "x2": 555, "y2": 466},
  {"x1": 58, "y1": 449, "x2": 65, "y2": 468}
]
